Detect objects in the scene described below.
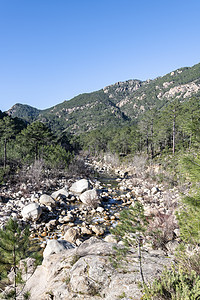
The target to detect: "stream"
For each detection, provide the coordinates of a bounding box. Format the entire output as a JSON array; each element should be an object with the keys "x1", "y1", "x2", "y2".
[{"x1": 33, "y1": 172, "x2": 131, "y2": 246}]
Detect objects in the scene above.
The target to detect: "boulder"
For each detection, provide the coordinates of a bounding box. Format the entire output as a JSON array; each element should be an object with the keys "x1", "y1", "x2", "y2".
[
  {"x1": 63, "y1": 214, "x2": 74, "y2": 223},
  {"x1": 39, "y1": 194, "x2": 56, "y2": 207},
  {"x1": 104, "y1": 234, "x2": 117, "y2": 243},
  {"x1": 81, "y1": 226, "x2": 93, "y2": 235},
  {"x1": 80, "y1": 189, "x2": 100, "y2": 208},
  {"x1": 70, "y1": 255, "x2": 113, "y2": 295},
  {"x1": 96, "y1": 206, "x2": 104, "y2": 213},
  {"x1": 23, "y1": 236, "x2": 173, "y2": 300},
  {"x1": 70, "y1": 179, "x2": 89, "y2": 194},
  {"x1": 43, "y1": 239, "x2": 74, "y2": 258},
  {"x1": 51, "y1": 186, "x2": 69, "y2": 200},
  {"x1": 21, "y1": 203, "x2": 42, "y2": 221},
  {"x1": 91, "y1": 225, "x2": 105, "y2": 236}
]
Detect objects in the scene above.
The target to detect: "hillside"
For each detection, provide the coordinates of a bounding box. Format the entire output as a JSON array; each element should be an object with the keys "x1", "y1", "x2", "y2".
[{"x1": 7, "y1": 62, "x2": 200, "y2": 134}]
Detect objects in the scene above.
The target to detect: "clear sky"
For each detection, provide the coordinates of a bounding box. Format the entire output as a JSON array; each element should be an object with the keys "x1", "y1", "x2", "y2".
[{"x1": 0, "y1": 0, "x2": 200, "y2": 112}]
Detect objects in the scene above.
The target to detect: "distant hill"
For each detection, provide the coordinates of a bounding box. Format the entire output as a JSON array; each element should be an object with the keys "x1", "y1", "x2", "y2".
[
  {"x1": 7, "y1": 62, "x2": 200, "y2": 134},
  {"x1": 8, "y1": 103, "x2": 41, "y2": 123}
]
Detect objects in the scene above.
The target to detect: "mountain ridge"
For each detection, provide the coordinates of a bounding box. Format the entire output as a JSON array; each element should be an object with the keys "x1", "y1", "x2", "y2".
[{"x1": 7, "y1": 62, "x2": 200, "y2": 134}]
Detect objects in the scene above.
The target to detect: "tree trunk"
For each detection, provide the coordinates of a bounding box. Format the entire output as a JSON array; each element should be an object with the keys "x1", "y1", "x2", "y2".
[
  {"x1": 3, "y1": 138, "x2": 7, "y2": 169},
  {"x1": 146, "y1": 128, "x2": 149, "y2": 156},
  {"x1": 172, "y1": 109, "x2": 176, "y2": 155},
  {"x1": 138, "y1": 236, "x2": 145, "y2": 285},
  {"x1": 13, "y1": 245, "x2": 17, "y2": 300},
  {"x1": 150, "y1": 120, "x2": 154, "y2": 159}
]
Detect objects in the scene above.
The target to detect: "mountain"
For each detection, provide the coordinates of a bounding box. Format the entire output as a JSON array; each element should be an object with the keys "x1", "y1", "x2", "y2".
[
  {"x1": 7, "y1": 63, "x2": 200, "y2": 134},
  {"x1": 8, "y1": 103, "x2": 41, "y2": 123}
]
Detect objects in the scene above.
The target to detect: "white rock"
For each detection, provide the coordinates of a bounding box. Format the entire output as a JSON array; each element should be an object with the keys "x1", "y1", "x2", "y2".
[
  {"x1": 80, "y1": 189, "x2": 100, "y2": 208},
  {"x1": 151, "y1": 187, "x2": 159, "y2": 195},
  {"x1": 70, "y1": 179, "x2": 89, "y2": 194},
  {"x1": 51, "y1": 187, "x2": 69, "y2": 200},
  {"x1": 21, "y1": 203, "x2": 42, "y2": 221},
  {"x1": 39, "y1": 194, "x2": 56, "y2": 207},
  {"x1": 43, "y1": 239, "x2": 74, "y2": 258},
  {"x1": 96, "y1": 206, "x2": 104, "y2": 213},
  {"x1": 104, "y1": 234, "x2": 117, "y2": 243}
]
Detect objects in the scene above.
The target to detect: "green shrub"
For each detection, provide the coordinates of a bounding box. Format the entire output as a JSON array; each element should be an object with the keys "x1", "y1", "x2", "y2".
[{"x1": 142, "y1": 267, "x2": 200, "y2": 299}]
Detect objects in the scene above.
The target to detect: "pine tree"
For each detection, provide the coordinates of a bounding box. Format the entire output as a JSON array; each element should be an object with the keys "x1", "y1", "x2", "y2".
[
  {"x1": 17, "y1": 121, "x2": 55, "y2": 162},
  {"x1": 111, "y1": 201, "x2": 148, "y2": 285},
  {"x1": 0, "y1": 116, "x2": 16, "y2": 169},
  {"x1": 0, "y1": 218, "x2": 30, "y2": 300},
  {"x1": 177, "y1": 153, "x2": 200, "y2": 245}
]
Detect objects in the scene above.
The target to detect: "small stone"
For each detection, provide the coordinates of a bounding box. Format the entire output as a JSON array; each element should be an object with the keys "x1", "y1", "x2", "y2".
[
  {"x1": 64, "y1": 228, "x2": 78, "y2": 244},
  {"x1": 96, "y1": 206, "x2": 104, "y2": 213}
]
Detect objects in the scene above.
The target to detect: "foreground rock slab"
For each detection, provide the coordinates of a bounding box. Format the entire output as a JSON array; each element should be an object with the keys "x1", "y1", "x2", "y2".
[{"x1": 24, "y1": 237, "x2": 172, "y2": 300}]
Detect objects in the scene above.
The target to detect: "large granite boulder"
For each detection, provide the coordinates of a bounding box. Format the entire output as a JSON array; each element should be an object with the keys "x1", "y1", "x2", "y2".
[
  {"x1": 23, "y1": 237, "x2": 172, "y2": 300},
  {"x1": 70, "y1": 179, "x2": 89, "y2": 194},
  {"x1": 21, "y1": 203, "x2": 42, "y2": 221}
]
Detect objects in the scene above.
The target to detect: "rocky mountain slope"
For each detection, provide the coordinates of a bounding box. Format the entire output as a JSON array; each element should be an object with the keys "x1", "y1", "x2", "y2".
[{"x1": 7, "y1": 62, "x2": 200, "y2": 134}]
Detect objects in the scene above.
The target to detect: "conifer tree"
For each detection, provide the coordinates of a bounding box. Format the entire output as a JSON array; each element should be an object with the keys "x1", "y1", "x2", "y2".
[
  {"x1": 177, "y1": 153, "x2": 200, "y2": 245},
  {"x1": 17, "y1": 121, "x2": 54, "y2": 162},
  {"x1": 111, "y1": 201, "x2": 147, "y2": 285},
  {"x1": 0, "y1": 218, "x2": 30, "y2": 300},
  {"x1": 0, "y1": 116, "x2": 16, "y2": 169}
]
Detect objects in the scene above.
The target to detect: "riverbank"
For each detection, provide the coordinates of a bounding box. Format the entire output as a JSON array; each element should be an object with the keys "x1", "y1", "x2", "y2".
[{"x1": 0, "y1": 155, "x2": 181, "y2": 299}]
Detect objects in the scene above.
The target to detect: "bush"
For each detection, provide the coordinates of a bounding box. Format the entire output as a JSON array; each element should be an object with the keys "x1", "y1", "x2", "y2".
[
  {"x1": 147, "y1": 212, "x2": 177, "y2": 251},
  {"x1": 142, "y1": 267, "x2": 200, "y2": 300}
]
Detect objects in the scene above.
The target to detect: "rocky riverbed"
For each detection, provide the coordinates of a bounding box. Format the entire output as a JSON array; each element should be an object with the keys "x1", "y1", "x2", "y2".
[{"x1": 0, "y1": 158, "x2": 181, "y2": 299}]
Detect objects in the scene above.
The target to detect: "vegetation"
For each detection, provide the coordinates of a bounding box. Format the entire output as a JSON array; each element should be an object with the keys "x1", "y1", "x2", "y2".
[
  {"x1": 0, "y1": 219, "x2": 30, "y2": 300},
  {"x1": 111, "y1": 201, "x2": 147, "y2": 284},
  {"x1": 0, "y1": 114, "x2": 74, "y2": 187},
  {"x1": 142, "y1": 131, "x2": 200, "y2": 299},
  {"x1": 143, "y1": 267, "x2": 200, "y2": 299},
  {"x1": 7, "y1": 62, "x2": 200, "y2": 135}
]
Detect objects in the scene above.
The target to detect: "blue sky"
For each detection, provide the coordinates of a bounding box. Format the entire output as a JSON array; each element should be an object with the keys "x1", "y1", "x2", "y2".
[{"x1": 1, "y1": 0, "x2": 200, "y2": 112}]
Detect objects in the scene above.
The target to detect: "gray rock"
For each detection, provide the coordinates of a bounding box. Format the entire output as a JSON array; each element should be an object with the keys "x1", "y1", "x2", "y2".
[
  {"x1": 64, "y1": 227, "x2": 79, "y2": 243},
  {"x1": 23, "y1": 237, "x2": 173, "y2": 300},
  {"x1": 70, "y1": 255, "x2": 113, "y2": 295}
]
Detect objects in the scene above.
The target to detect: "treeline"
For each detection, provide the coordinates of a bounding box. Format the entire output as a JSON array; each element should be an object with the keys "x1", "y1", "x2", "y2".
[
  {"x1": 79, "y1": 97, "x2": 200, "y2": 158},
  {"x1": 1, "y1": 96, "x2": 200, "y2": 183}
]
